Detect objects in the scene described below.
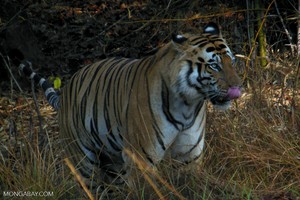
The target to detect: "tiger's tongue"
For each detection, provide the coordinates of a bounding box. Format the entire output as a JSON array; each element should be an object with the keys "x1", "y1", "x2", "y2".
[{"x1": 227, "y1": 87, "x2": 241, "y2": 100}]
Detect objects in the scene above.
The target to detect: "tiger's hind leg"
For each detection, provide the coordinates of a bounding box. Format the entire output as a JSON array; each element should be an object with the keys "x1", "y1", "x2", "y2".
[{"x1": 66, "y1": 150, "x2": 126, "y2": 198}]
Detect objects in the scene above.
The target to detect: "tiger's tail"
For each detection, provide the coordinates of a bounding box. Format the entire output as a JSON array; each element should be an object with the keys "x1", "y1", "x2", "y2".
[{"x1": 19, "y1": 60, "x2": 60, "y2": 110}]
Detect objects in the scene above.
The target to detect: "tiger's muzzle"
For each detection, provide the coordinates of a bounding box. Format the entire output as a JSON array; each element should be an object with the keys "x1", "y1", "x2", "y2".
[{"x1": 210, "y1": 86, "x2": 241, "y2": 106}]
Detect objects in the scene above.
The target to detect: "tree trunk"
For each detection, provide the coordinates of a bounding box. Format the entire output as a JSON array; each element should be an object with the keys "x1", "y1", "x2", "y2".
[
  {"x1": 255, "y1": 0, "x2": 268, "y2": 67},
  {"x1": 298, "y1": 0, "x2": 300, "y2": 56}
]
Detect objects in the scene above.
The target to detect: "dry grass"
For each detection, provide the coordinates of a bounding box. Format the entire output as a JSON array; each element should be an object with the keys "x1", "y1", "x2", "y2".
[{"x1": 0, "y1": 56, "x2": 299, "y2": 199}]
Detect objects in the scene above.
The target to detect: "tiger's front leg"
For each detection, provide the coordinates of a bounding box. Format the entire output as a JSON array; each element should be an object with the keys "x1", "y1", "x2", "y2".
[
  {"x1": 170, "y1": 105, "x2": 207, "y2": 165},
  {"x1": 121, "y1": 148, "x2": 161, "y2": 198}
]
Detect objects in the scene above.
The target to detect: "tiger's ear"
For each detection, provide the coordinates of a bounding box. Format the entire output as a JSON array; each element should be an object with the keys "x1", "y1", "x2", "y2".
[
  {"x1": 203, "y1": 22, "x2": 221, "y2": 36},
  {"x1": 172, "y1": 33, "x2": 188, "y2": 44},
  {"x1": 171, "y1": 33, "x2": 189, "y2": 51}
]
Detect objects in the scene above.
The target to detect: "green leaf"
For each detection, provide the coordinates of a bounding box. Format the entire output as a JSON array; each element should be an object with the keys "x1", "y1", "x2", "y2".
[{"x1": 53, "y1": 77, "x2": 61, "y2": 89}]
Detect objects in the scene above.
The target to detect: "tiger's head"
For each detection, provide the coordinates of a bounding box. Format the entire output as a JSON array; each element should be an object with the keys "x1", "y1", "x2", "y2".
[{"x1": 169, "y1": 22, "x2": 242, "y2": 110}]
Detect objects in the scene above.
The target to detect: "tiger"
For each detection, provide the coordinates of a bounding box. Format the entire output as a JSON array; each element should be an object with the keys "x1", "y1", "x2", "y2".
[{"x1": 19, "y1": 22, "x2": 242, "y2": 190}]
